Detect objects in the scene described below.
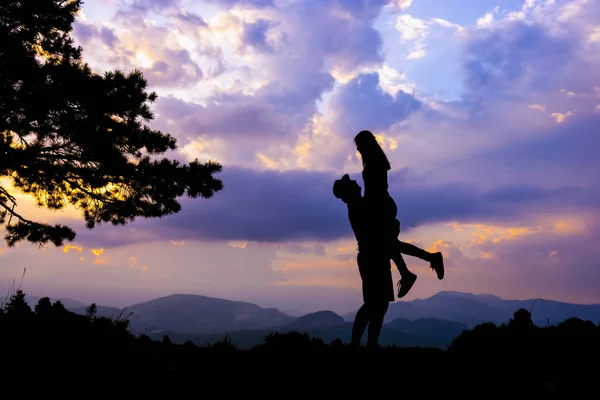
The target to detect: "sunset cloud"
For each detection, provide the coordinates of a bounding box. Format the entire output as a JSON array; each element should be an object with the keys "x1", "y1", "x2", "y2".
[
  {"x1": 63, "y1": 245, "x2": 83, "y2": 253},
  {"x1": 90, "y1": 248, "x2": 104, "y2": 256},
  {"x1": 528, "y1": 104, "x2": 546, "y2": 112},
  {"x1": 550, "y1": 111, "x2": 574, "y2": 123}
]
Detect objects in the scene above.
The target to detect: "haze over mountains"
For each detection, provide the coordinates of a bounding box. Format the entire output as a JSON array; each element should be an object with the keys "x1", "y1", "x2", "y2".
[{"x1": 21, "y1": 291, "x2": 600, "y2": 349}]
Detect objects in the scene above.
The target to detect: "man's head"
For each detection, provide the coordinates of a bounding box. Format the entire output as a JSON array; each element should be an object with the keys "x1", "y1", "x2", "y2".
[{"x1": 333, "y1": 174, "x2": 361, "y2": 203}]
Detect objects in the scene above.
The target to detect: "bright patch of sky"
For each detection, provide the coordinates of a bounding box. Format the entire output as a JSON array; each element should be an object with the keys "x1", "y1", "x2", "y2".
[
  {"x1": 375, "y1": 0, "x2": 527, "y2": 101},
  {"x1": 403, "y1": 0, "x2": 524, "y2": 25}
]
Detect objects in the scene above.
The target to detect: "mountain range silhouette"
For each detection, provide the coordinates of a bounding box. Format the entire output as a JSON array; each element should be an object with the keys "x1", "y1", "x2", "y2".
[{"x1": 22, "y1": 290, "x2": 600, "y2": 349}]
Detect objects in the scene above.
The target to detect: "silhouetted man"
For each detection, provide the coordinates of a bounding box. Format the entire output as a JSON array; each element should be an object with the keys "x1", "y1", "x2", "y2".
[{"x1": 333, "y1": 174, "x2": 392, "y2": 348}]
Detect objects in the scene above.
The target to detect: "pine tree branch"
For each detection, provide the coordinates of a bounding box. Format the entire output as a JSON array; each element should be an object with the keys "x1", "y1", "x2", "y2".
[{"x1": 0, "y1": 186, "x2": 36, "y2": 226}]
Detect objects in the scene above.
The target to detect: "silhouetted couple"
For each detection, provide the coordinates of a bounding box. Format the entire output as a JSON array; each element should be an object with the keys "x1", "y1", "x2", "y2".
[{"x1": 333, "y1": 130, "x2": 445, "y2": 348}]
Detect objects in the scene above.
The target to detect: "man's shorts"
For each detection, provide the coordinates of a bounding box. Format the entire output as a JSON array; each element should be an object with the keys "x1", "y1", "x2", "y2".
[{"x1": 357, "y1": 252, "x2": 394, "y2": 303}]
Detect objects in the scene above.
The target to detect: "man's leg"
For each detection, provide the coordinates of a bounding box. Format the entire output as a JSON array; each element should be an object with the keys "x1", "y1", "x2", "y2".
[
  {"x1": 366, "y1": 302, "x2": 389, "y2": 348},
  {"x1": 351, "y1": 303, "x2": 370, "y2": 347}
]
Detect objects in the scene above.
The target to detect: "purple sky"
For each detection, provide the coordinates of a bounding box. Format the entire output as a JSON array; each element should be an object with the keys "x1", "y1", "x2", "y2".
[{"x1": 2, "y1": 0, "x2": 600, "y2": 316}]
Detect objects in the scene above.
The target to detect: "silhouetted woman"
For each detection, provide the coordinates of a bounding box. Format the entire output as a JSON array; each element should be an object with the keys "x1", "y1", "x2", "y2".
[{"x1": 353, "y1": 130, "x2": 444, "y2": 298}]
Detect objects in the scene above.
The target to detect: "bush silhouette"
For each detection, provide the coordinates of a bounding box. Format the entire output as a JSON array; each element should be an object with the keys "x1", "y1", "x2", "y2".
[{"x1": 208, "y1": 335, "x2": 238, "y2": 351}]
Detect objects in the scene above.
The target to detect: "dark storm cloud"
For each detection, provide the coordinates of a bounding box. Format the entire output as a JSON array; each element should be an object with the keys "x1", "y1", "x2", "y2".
[{"x1": 66, "y1": 165, "x2": 599, "y2": 248}]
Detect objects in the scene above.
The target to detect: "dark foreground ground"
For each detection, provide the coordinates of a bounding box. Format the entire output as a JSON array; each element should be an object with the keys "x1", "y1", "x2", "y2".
[
  {"x1": 3, "y1": 331, "x2": 595, "y2": 397},
  {"x1": 1, "y1": 293, "x2": 597, "y2": 396}
]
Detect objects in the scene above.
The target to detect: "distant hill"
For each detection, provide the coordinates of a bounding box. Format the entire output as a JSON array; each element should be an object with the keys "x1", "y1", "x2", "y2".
[
  {"x1": 343, "y1": 291, "x2": 600, "y2": 327},
  {"x1": 120, "y1": 294, "x2": 294, "y2": 334},
  {"x1": 287, "y1": 310, "x2": 345, "y2": 330},
  {"x1": 147, "y1": 310, "x2": 468, "y2": 350},
  {"x1": 22, "y1": 293, "x2": 295, "y2": 334},
  {"x1": 20, "y1": 290, "x2": 600, "y2": 344}
]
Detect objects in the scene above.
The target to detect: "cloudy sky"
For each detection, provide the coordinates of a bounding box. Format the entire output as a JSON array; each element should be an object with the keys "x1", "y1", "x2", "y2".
[{"x1": 1, "y1": 0, "x2": 600, "y2": 316}]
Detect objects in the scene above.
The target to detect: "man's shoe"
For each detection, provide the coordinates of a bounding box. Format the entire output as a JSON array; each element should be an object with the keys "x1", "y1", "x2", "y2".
[
  {"x1": 397, "y1": 272, "x2": 417, "y2": 299},
  {"x1": 430, "y1": 252, "x2": 444, "y2": 280}
]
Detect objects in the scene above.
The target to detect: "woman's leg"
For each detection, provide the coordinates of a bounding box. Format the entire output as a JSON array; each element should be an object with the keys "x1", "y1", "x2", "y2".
[
  {"x1": 394, "y1": 240, "x2": 445, "y2": 280},
  {"x1": 386, "y1": 219, "x2": 412, "y2": 276},
  {"x1": 390, "y1": 250, "x2": 410, "y2": 275},
  {"x1": 395, "y1": 240, "x2": 433, "y2": 261},
  {"x1": 389, "y1": 242, "x2": 417, "y2": 299}
]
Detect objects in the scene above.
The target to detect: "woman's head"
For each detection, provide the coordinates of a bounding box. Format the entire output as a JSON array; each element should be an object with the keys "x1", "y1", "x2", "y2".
[{"x1": 353, "y1": 130, "x2": 391, "y2": 171}]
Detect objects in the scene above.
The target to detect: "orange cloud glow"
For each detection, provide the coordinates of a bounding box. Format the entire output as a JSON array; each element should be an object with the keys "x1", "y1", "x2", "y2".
[
  {"x1": 333, "y1": 244, "x2": 357, "y2": 255},
  {"x1": 90, "y1": 248, "x2": 104, "y2": 256},
  {"x1": 550, "y1": 111, "x2": 574, "y2": 123},
  {"x1": 445, "y1": 222, "x2": 464, "y2": 232},
  {"x1": 63, "y1": 245, "x2": 82, "y2": 253},
  {"x1": 256, "y1": 153, "x2": 278, "y2": 169},
  {"x1": 228, "y1": 241, "x2": 248, "y2": 249},
  {"x1": 446, "y1": 215, "x2": 590, "y2": 248},
  {"x1": 528, "y1": 104, "x2": 546, "y2": 112},
  {"x1": 468, "y1": 225, "x2": 540, "y2": 246},
  {"x1": 552, "y1": 218, "x2": 588, "y2": 234},
  {"x1": 426, "y1": 240, "x2": 467, "y2": 266}
]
